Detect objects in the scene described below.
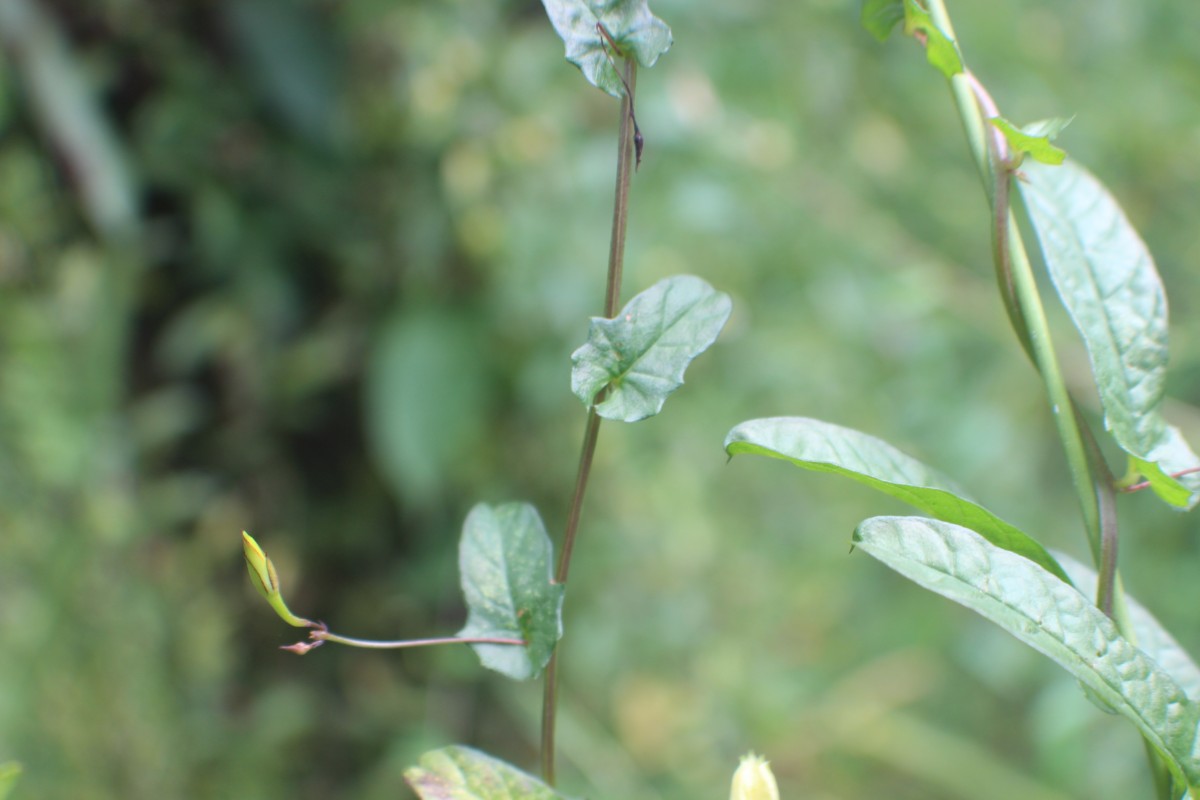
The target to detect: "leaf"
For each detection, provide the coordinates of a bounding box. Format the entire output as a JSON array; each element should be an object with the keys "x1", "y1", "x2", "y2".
[
  {"x1": 571, "y1": 275, "x2": 732, "y2": 422},
  {"x1": 902, "y1": 0, "x2": 962, "y2": 77},
  {"x1": 861, "y1": 0, "x2": 905, "y2": 41},
  {"x1": 457, "y1": 503, "x2": 564, "y2": 680},
  {"x1": 1020, "y1": 159, "x2": 1200, "y2": 508},
  {"x1": 405, "y1": 746, "x2": 568, "y2": 800},
  {"x1": 365, "y1": 308, "x2": 491, "y2": 508},
  {"x1": 0, "y1": 763, "x2": 20, "y2": 800},
  {"x1": 1054, "y1": 550, "x2": 1200, "y2": 702},
  {"x1": 724, "y1": 417, "x2": 1069, "y2": 582},
  {"x1": 855, "y1": 516, "x2": 1200, "y2": 791},
  {"x1": 540, "y1": 0, "x2": 672, "y2": 99},
  {"x1": 991, "y1": 116, "x2": 1069, "y2": 165}
]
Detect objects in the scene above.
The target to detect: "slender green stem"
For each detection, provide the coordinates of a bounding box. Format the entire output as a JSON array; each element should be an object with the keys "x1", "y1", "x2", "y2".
[
  {"x1": 312, "y1": 632, "x2": 526, "y2": 649},
  {"x1": 926, "y1": 0, "x2": 1102, "y2": 565},
  {"x1": 541, "y1": 54, "x2": 638, "y2": 787},
  {"x1": 920, "y1": 2, "x2": 1163, "y2": 794}
]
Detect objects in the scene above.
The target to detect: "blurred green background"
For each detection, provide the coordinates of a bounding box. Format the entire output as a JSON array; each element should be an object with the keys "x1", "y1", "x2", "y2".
[{"x1": 1, "y1": 0, "x2": 1198, "y2": 797}]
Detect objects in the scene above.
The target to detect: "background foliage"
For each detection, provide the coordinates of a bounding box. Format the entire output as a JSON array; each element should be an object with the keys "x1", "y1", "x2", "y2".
[{"x1": 1, "y1": 0, "x2": 1198, "y2": 797}]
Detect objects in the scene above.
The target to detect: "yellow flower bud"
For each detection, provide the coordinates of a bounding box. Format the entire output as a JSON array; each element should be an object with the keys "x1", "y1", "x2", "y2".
[
  {"x1": 241, "y1": 531, "x2": 315, "y2": 628},
  {"x1": 730, "y1": 753, "x2": 779, "y2": 800}
]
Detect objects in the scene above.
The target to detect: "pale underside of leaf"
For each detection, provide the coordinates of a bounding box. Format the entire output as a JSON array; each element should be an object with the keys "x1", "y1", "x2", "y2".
[
  {"x1": 405, "y1": 745, "x2": 566, "y2": 800},
  {"x1": 540, "y1": 0, "x2": 672, "y2": 98},
  {"x1": 856, "y1": 516, "x2": 1200, "y2": 790},
  {"x1": 724, "y1": 416, "x2": 1069, "y2": 582},
  {"x1": 1020, "y1": 158, "x2": 1200, "y2": 507},
  {"x1": 457, "y1": 503, "x2": 564, "y2": 680},
  {"x1": 571, "y1": 274, "x2": 732, "y2": 422},
  {"x1": 1054, "y1": 550, "x2": 1200, "y2": 703}
]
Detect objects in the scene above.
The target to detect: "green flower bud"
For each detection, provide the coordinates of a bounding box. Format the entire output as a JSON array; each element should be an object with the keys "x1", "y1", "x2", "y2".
[
  {"x1": 242, "y1": 532, "x2": 315, "y2": 628},
  {"x1": 730, "y1": 753, "x2": 779, "y2": 800}
]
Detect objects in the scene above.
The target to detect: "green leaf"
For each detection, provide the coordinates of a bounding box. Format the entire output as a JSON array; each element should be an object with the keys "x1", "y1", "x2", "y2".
[
  {"x1": 0, "y1": 763, "x2": 20, "y2": 800},
  {"x1": 902, "y1": 0, "x2": 963, "y2": 77},
  {"x1": 861, "y1": 0, "x2": 904, "y2": 41},
  {"x1": 724, "y1": 417, "x2": 1070, "y2": 582},
  {"x1": 855, "y1": 516, "x2": 1200, "y2": 791},
  {"x1": 1054, "y1": 550, "x2": 1200, "y2": 702},
  {"x1": 365, "y1": 308, "x2": 491, "y2": 508},
  {"x1": 571, "y1": 275, "x2": 732, "y2": 422},
  {"x1": 990, "y1": 116, "x2": 1069, "y2": 165},
  {"x1": 457, "y1": 503, "x2": 564, "y2": 680},
  {"x1": 1020, "y1": 159, "x2": 1200, "y2": 508},
  {"x1": 405, "y1": 746, "x2": 568, "y2": 800},
  {"x1": 540, "y1": 0, "x2": 672, "y2": 99}
]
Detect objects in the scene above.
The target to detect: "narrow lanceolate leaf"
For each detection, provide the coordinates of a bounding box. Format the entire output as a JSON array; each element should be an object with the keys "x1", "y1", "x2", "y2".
[
  {"x1": 856, "y1": 516, "x2": 1200, "y2": 791},
  {"x1": 540, "y1": 0, "x2": 672, "y2": 99},
  {"x1": 991, "y1": 117, "x2": 1069, "y2": 165},
  {"x1": 724, "y1": 417, "x2": 1069, "y2": 582},
  {"x1": 572, "y1": 275, "x2": 732, "y2": 422},
  {"x1": 405, "y1": 746, "x2": 567, "y2": 800},
  {"x1": 861, "y1": 0, "x2": 904, "y2": 41},
  {"x1": 1055, "y1": 550, "x2": 1200, "y2": 702},
  {"x1": 457, "y1": 503, "x2": 564, "y2": 680},
  {"x1": 1021, "y1": 158, "x2": 1200, "y2": 508}
]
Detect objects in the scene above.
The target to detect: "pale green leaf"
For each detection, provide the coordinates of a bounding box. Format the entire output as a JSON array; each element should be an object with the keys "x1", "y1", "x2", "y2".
[
  {"x1": 861, "y1": 0, "x2": 904, "y2": 41},
  {"x1": 1055, "y1": 550, "x2": 1200, "y2": 702},
  {"x1": 1021, "y1": 158, "x2": 1200, "y2": 508},
  {"x1": 458, "y1": 503, "x2": 564, "y2": 680},
  {"x1": 0, "y1": 762, "x2": 20, "y2": 800},
  {"x1": 540, "y1": 0, "x2": 672, "y2": 99},
  {"x1": 405, "y1": 746, "x2": 567, "y2": 800},
  {"x1": 991, "y1": 116, "x2": 1069, "y2": 165},
  {"x1": 855, "y1": 516, "x2": 1200, "y2": 791},
  {"x1": 571, "y1": 275, "x2": 732, "y2": 422},
  {"x1": 902, "y1": 0, "x2": 962, "y2": 77},
  {"x1": 724, "y1": 417, "x2": 1069, "y2": 582}
]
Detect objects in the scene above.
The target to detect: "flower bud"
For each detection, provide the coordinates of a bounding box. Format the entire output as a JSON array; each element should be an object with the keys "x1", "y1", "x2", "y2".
[
  {"x1": 730, "y1": 753, "x2": 779, "y2": 800},
  {"x1": 242, "y1": 531, "x2": 315, "y2": 628}
]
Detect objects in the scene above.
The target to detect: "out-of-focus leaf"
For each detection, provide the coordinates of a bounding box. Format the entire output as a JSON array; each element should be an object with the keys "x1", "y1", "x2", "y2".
[
  {"x1": 0, "y1": 0, "x2": 137, "y2": 240},
  {"x1": 405, "y1": 746, "x2": 567, "y2": 799},
  {"x1": 902, "y1": 0, "x2": 962, "y2": 77},
  {"x1": 991, "y1": 117, "x2": 1069, "y2": 165},
  {"x1": 855, "y1": 516, "x2": 1200, "y2": 792},
  {"x1": 571, "y1": 275, "x2": 731, "y2": 422},
  {"x1": 1055, "y1": 550, "x2": 1200, "y2": 702},
  {"x1": 1021, "y1": 159, "x2": 1200, "y2": 508},
  {"x1": 458, "y1": 503, "x2": 564, "y2": 681},
  {"x1": 365, "y1": 308, "x2": 490, "y2": 508},
  {"x1": 0, "y1": 762, "x2": 20, "y2": 800},
  {"x1": 861, "y1": 0, "x2": 905, "y2": 41},
  {"x1": 224, "y1": 0, "x2": 348, "y2": 150},
  {"x1": 540, "y1": 0, "x2": 672, "y2": 98},
  {"x1": 724, "y1": 417, "x2": 1069, "y2": 582}
]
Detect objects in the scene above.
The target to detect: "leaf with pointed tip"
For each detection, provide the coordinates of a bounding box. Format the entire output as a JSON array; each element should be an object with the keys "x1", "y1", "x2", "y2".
[
  {"x1": 1021, "y1": 159, "x2": 1200, "y2": 508},
  {"x1": 991, "y1": 116, "x2": 1069, "y2": 165},
  {"x1": 457, "y1": 503, "x2": 564, "y2": 680},
  {"x1": 405, "y1": 746, "x2": 568, "y2": 800},
  {"x1": 861, "y1": 0, "x2": 904, "y2": 41},
  {"x1": 540, "y1": 0, "x2": 672, "y2": 99},
  {"x1": 855, "y1": 516, "x2": 1200, "y2": 792},
  {"x1": 902, "y1": 0, "x2": 962, "y2": 77},
  {"x1": 572, "y1": 275, "x2": 732, "y2": 422},
  {"x1": 1054, "y1": 550, "x2": 1200, "y2": 702},
  {"x1": 724, "y1": 417, "x2": 1069, "y2": 582}
]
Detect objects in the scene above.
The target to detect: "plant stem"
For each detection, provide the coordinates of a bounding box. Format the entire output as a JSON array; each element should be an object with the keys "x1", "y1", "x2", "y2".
[
  {"x1": 541, "y1": 54, "x2": 638, "y2": 787},
  {"x1": 925, "y1": 0, "x2": 1103, "y2": 567},
  {"x1": 920, "y1": 2, "x2": 1164, "y2": 794},
  {"x1": 312, "y1": 631, "x2": 526, "y2": 649}
]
